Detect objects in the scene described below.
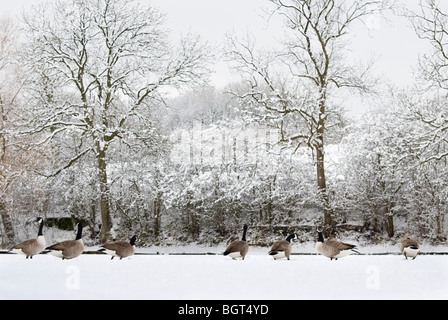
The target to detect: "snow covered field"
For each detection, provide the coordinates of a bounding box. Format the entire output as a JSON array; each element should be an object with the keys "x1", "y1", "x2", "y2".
[{"x1": 1, "y1": 250, "x2": 447, "y2": 300}]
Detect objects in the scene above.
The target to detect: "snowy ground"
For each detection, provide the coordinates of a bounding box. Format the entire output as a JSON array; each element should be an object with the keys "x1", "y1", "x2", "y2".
[{"x1": 1, "y1": 249, "x2": 447, "y2": 300}]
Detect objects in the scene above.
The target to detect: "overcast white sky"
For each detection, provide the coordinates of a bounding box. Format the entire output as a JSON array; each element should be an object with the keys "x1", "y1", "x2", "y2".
[{"x1": 1, "y1": 0, "x2": 435, "y2": 115}]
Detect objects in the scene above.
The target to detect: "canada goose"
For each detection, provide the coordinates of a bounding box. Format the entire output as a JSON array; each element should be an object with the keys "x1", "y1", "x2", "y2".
[
  {"x1": 45, "y1": 222, "x2": 84, "y2": 260},
  {"x1": 224, "y1": 224, "x2": 249, "y2": 260},
  {"x1": 9, "y1": 217, "x2": 46, "y2": 259},
  {"x1": 401, "y1": 237, "x2": 420, "y2": 260},
  {"x1": 316, "y1": 226, "x2": 358, "y2": 260},
  {"x1": 98, "y1": 235, "x2": 137, "y2": 260},
  {"x1": 269, "y1": 233, "x2": 297, "y2": 260}
]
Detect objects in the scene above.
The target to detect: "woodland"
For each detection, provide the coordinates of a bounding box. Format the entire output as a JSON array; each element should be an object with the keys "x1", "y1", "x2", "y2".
[{"x1": 1, "y1": 0, "x2": 448, "y2": 247}]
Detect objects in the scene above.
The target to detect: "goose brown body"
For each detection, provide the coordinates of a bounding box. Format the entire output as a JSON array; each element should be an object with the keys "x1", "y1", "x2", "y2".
[
  {"x1": 10, "y1": 218, "x2": 46, "y2": 259},
  {"x1": 316, "y1": 227, "x2": 358, "y2": 260},
  {"x1": 224, "y1": 225, "x2": 249, "y2": 260},
  {"x1": 99, "y1": 236, "x2": 137, "y2": 260},
  {"x1": 316, "y1": 240, "x2": 357, "y2": 259},
  {"x1": 401, "y1": 238, "x2": 420, "y2": 260},
  {"x1": 269, "y1": 233, "x2": 297, "y2": 260},
  {"x1": 46, "y1": 222, "x2": 84, "y2": 260},
  {"x1": 46, "y1": 240, "x2": 84, "y2": 260}
]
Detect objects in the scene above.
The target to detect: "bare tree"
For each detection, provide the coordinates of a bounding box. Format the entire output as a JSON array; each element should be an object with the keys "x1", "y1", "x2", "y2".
[
  {"x1": 406, "y1": 0, "x2": 448, "y2": 91},
  {"x1": 226, "y1": 0, "x2": 391, "y2": 232},
  {"x1": 22, "y1": 0, "x2": 211, "y2": 242},
  {"x1": 0, "y1": 17, "x2": 28, "y2": 246},
  {"x1": 400, "y1": 1, "x2": 448, "y2": 165}
]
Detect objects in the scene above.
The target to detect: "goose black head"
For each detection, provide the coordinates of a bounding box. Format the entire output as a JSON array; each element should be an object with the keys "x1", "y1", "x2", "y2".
[{"x1": 286, "y1": 233, "x2": 298, "y2": 242}]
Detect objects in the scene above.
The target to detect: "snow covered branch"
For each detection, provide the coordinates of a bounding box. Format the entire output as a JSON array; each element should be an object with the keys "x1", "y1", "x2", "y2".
[{"x1": 21, "y1": 0, "x2": 211, "y2": 242}]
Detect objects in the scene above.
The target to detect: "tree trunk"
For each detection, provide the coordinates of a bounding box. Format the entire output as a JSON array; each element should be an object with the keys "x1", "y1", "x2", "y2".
[
  {"x1": 384, "y1": 212, "x2": 394, "y2": 238},
  {"x1": 316, "y1": 93, "x2": 335, "y2": 234},
  {"x1": 380, "y1": 176, "x2": 395, "y2": 238},
  {"x1": 316, "y1": 144, "x2": 334, "y2": 232},
  {"x1": 153, "y1": 193, "x2": 162, "y2": 239},
  {"x1": 0, "y1": 97, "x2": 14, "y2": 248},
  {"x1": 0, "y1": 200, "x2": 15, "y2": 247},
  {"x1": 384, "y1": 198, "x2": 394, "y2": 238},
  {"x1": 97, "y1": 146, "x2": 112, "y2": 243}
]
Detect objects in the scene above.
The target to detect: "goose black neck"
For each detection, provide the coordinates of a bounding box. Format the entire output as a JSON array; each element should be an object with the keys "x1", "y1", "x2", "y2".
[
  {"x1": 76, "y1": 223, "x2": 83, "y2": 240},
  {"x1": 242, "y1": 225, "x2": 248, "y2": 241},
  {"x1": 38, "y1": 220, "x2": 44, "y2": 236},
  {"x1": 286, "y1": 234, "x2": 295, "y2": 243},
  {"x1": 130, "y1": 236, "x2": 137, "y2": 246},
  {"x1": 317, "y1": 230, "x2": 324, "y2": 243}
]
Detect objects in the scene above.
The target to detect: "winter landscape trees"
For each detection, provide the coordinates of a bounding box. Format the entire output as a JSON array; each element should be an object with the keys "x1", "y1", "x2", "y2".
[
  {"x1": 19, "y1": 0, "x2": 210, "y2": 242},
  {"x1": 0, "y1": 18, "x2": 20, "y2": 247},
  {"x1": 1, "y1": 0, "x2": 448, "y2": 247},
  {"x1": 225, "y1": 0, "x2": 394, "y2": 235}
]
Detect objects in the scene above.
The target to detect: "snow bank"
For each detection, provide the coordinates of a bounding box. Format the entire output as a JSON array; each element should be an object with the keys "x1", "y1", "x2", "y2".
[
  {"x1": 135, "y1": 242, "x2": 448, "y2": 255},
  {"x1": 1, "y1": 253, "x2": 447, "y2": 300}
]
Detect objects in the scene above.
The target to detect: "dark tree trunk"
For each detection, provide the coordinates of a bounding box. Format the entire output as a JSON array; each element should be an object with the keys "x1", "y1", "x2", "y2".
[
  {"x1": 316, "y1": 94, "x2": 335, "y2": 235},
  {"x1": 97, "y1": 146, "x2": 112, "y2": 243},
  {"x1": 0, "y1": 200, "x2": 15, "y2": 247}
]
